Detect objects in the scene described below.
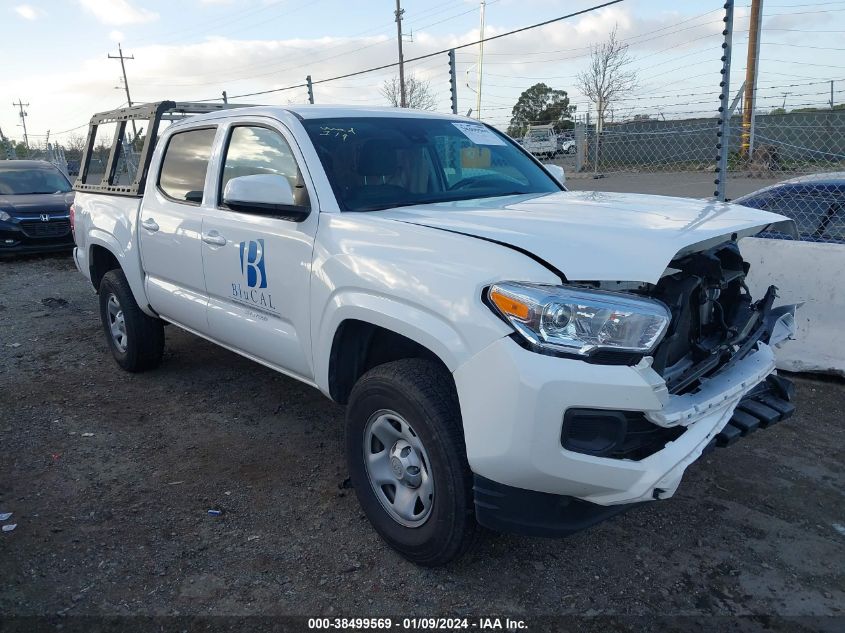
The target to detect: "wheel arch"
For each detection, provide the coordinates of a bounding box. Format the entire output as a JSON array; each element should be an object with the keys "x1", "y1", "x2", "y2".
[
  {"x1": 86, "y1": 231, "x2": 153, "y2": 316},
  {"x1": 327, "y1": 319, "x2": 454, "y2": 404},
  {"x1": 88, "y1": 242, "x2": 120, "y2": 291},
  {"x1": 318, "y1": 295, "x2": 469, "y2": 404}
]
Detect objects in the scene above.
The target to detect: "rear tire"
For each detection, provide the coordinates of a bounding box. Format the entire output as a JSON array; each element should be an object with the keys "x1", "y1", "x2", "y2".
[
  {"x1": 346, "y1": 359, "x2": 477, "y2": 566},
  {"x1": 98, "y1": 269, "x2": 164, "y2": 372}
]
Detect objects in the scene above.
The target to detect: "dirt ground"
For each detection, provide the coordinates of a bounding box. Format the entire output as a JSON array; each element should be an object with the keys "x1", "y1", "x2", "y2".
[{"x1": 1, "y1": 254, "x2": 844, "y2": 630}]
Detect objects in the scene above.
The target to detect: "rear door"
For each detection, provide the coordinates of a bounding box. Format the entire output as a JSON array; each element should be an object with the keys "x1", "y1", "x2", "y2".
[
  {"x1": 200, "y1": 119, "x2": 318, "y2": 381},
  {"x1": 138, "y1": 126, "x2": 217, "y2": 332}
]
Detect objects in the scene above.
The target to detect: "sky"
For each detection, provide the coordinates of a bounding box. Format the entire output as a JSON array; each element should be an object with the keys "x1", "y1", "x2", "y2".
[{"x1": 1, "y1": 0, "x2": 844, "y2": 145}]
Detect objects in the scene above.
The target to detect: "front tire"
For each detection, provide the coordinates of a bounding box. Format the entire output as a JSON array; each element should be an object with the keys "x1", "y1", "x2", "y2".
[
  {"x1": 346, "y1": 359, "x2": 477, "y2": 566},
  {"x1": 98, "y1": 269, "x2": 164, "y2": 372}
]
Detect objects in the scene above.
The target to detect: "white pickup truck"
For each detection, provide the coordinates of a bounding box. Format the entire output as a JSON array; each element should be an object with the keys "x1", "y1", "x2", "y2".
[
  {"x1": 71, "y1": 102, "x2": 799, "y2": 566},
  {"x1": 522, "y1": 124, "x2": 559, "y2": 158}
]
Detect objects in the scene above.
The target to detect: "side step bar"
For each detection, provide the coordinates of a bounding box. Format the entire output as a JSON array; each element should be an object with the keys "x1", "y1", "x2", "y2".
[{"x1": 704, "y1": 375, "x2": 795, "y2": 452}]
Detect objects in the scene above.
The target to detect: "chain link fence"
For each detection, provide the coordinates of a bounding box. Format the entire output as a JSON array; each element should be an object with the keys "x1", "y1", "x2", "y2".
[
  {"x1": 0, "y1": 139, "x2": 71, "y2": 177},
  {"x1": 513, "y1": 109, "x2": 844, "y2": 245}
]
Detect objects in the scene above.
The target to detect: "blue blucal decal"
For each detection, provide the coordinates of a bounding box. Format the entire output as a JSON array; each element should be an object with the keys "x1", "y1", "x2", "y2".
[{"x1": 239, "y1": 239, "x2": 267, "y2": 288}]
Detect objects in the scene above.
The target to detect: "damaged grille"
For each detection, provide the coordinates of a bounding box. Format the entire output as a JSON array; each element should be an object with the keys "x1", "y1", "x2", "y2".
[{"x1": 648, "y1": 241, "x2": 777, "y2": 395}]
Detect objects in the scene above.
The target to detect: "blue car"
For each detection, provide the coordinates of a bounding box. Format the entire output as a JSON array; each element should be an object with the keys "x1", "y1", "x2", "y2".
[
  {"x1": 0, "y1": 160, "x2": 75, "y2": 255},
  {"x1": 733, "y1": 172, "x2": 844, "y2": 243}
]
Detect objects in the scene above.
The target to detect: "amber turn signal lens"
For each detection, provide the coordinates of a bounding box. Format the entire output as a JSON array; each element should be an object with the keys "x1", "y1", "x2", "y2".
[{"x1": 490, "y1": 288, "x2": 530, "y2": 321}]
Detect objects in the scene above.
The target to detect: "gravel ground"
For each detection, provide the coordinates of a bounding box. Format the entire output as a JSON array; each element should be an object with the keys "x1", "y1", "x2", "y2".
[{"x1": 1, "y1": 254, "x2": 844, "y2": 630}]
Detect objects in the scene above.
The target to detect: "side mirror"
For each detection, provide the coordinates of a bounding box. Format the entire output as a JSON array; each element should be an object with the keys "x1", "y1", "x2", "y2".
[
  {"x1": 544, "y1": 163, "x2": 566, "y2": 186},
  {"x1": 222, "y1": 174, "x2": 308, "y2": 220}
]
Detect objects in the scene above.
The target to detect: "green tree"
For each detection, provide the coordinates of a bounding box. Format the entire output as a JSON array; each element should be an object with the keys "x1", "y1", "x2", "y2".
[{"x1": 507, "y1": 83, "x2": 575, "y2": 138}]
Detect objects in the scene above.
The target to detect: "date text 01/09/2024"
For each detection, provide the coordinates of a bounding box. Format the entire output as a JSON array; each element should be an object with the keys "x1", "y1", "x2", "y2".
[{"x1": 307, "y1": 617, "x2": 528, "y2": 630}]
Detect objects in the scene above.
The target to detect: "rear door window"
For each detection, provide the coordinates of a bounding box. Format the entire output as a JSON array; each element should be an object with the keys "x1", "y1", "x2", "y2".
[{"x1": 158, "y1": 127, "x2": 216, "y2": 204}]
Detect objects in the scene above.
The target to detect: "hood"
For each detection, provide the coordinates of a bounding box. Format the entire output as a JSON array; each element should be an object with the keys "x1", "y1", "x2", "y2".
[
  {"x1": 377, "y1": 191, "x2": 794, "y2": 284},
  {"x1": 0, "y1": 192, "x2": 74, "y2": 217}
]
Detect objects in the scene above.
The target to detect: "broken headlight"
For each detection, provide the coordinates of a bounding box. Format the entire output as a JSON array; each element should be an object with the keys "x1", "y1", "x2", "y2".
[{"x1": 488, "y1": 282, "x2": 671, "y2": 356}]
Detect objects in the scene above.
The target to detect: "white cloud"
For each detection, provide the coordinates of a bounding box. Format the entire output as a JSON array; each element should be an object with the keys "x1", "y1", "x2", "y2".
[
  {"x1": 15, "y1": 4, "x2": 44, "y2": 20},
  {"x1": 109, "y1": 30, "x2": 125, "y2": 42},
  {"x1": 79, "y1": 0, "x2": 158, "y2": 26},
  {"x1": 1, "y1": 5, "x2": 811, "y2": 138}
]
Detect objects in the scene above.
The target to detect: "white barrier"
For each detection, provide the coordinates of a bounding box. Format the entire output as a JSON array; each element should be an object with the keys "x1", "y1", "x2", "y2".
[{"x1": 740, "y1": 237, "x2": 845, "y2": 377}]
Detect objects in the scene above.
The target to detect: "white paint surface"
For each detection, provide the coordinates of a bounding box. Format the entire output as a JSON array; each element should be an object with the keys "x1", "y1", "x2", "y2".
[{"x1": 741, "y1": 237, "x2": 845, "y2": 377}]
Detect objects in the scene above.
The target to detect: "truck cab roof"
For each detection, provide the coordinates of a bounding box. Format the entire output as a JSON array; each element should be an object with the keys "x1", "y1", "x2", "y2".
[{"x1": 168, "y1": 104, "x2": 466, "y2": 129}]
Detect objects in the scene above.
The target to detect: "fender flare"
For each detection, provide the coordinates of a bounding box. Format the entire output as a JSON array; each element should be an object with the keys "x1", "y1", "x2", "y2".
[{"x1": 314, "y1": 290, "x2": 472, "y2": 396}]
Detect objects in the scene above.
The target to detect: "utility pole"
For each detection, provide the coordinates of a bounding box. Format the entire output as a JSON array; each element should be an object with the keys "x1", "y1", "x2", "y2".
[
  {"x1": 475, "y1": 0, "x2": 486, "y2": 120},
  {"x1": 394, "y1": 0, "x2": 407, "y2": 108},
  {"x1": 222, "y1": 91, "x2": 228, "y2": 104},
  {"x1": 741, "y1": 0, "x2": 764, "y2": 159},
  {"x1": 831, "y1": 80, "x2": 835, "y2": 110},
  {"x1": 109, "y1": 43, "x2": 137, "y2": 139},
  {"x1": 109, "y1": 43, "x2": 135, "y2": 108},
  {"x1": 12, "y1": 99, "x2": 29, "y2": 149}
]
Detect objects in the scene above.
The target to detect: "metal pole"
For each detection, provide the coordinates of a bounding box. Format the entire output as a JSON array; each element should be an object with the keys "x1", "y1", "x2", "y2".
[
  {"x1": 592, "y1": 107, "x2": 600, "y2": 177},
  {"x1": 109, "y1": 43, "x2": 137, "y2": 138},
  {"x1": 448, "y1": 50, "x2": 458, "y2": 115},
  {"x1": 222, "y1": 91, "x2": 228, "y2": 104},
  {"x1": 306, "y1": 75, "x2": 314, "y2": 104},
  {"x1": 12, "y1": 99, "x2": 29, "y2": 149},
  {"x1": 741, "y1": 0, "x2": 763, "y2": 158},
  {"x1": 728, "y1": 80, "x2": 746, "y2": 116},
  {"x1": 395, "y1": 0, "x2": 407, "y2": 108},
  {"x1": 109, "y1": 43, "x2": 135, "y2": 108},
  {"x1": 475, "y1": 0, "x2": 486, "y2": 120},
  {"x1": 716, "y1": 0, "x2": 735, "y2": 202},
  {"x1": 831, "y1": 80, "x2": 835, "y2": 110}
]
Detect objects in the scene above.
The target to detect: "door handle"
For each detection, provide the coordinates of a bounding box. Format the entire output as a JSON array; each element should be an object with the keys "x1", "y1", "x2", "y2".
[
  {"x1": 140, "y1": 218, "x2": 159, "y2": 232},
  {"x1": 202, "y1": 231, "x2": 227, "y2": 246}
]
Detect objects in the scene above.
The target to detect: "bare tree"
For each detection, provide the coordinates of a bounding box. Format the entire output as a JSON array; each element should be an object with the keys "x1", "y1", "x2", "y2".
[
  {"x1": 63, "y1": 133, "x2": 88, "y2": 161},
  {"x1": 576, "y1": 26, "x2": 638, "y2": 131},
  {"x1": 381, "y1": 74, "x2": 437, "y2": 110}
]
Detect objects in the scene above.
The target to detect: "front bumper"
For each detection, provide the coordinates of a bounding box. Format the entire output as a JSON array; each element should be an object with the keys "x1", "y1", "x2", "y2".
[
  {"x1": 471, "y1": 375, "x2": 795, "y2": 537},
  {"x1": 454, "y1": 329, "x2": 794, "y2": 508},
  {"x1": 0, "y1": 218, "x2": 73, "y2": 255}
]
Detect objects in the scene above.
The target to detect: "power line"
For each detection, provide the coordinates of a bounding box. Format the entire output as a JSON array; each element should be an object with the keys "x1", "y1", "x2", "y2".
[
  {"x1": 133, "y1": 0, "x2": 493, "y2": 91},
  {"x1": 210, "y1": 0, "x2": 626, "y2": 102}
]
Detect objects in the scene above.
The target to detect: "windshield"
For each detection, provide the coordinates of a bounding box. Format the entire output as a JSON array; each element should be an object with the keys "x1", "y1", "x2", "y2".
[
  {"x1": 0, "y1": 167, "x2": 72, "y2": 195},
  {"x1": 302, "y1": 117, "x2": 560, "y2": 212}
]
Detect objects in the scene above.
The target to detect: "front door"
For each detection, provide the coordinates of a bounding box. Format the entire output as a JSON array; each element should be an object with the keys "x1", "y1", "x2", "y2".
[
  {"x1": 139, "y1": 126, "x2": 217, "y2": 332},
  {"x1": 200, "y1": 121, "x2": 318, "y2": 382}
]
